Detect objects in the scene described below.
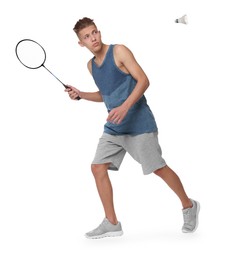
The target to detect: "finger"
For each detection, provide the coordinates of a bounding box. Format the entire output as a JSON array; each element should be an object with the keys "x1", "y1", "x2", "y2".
[
  {"x1": 116, "y1": 118, "x2": 121, "y2": 124},
  {"x1": 107, "y1": 110, "x2": 116, "y2": 119},
  {"x1": 115, "y1": 117, "x2": 121, "y2": 124},
  {"x1": 108, "y1": 114, "x2": 119, "y2": 123},
  {"x1": 113, "y1": 115, "x2": 120, "y2": 122},
  {"x1": 107, "y1": 114, "x2": 115, "y2": 122},
  {"x1": 69, "y1": 94, "x2": 75, "y2": 99},
  {"x1": 65, "y1": 88, "x2": 74, "y2": 93},
  {"x1": 70, "y1": 93, "x2": 79, "y2": 99}
]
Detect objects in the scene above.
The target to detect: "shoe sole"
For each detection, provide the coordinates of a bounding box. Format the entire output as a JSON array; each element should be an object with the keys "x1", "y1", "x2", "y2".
[
  {"x1": 182, "y1": 200, "x2": 200, "y2": 233},
  {"x1": 85, "y1": 230, "x2": 123, "y2": 239}
]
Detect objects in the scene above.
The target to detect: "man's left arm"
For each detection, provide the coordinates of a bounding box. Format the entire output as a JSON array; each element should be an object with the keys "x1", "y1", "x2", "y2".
[{"x1": 107, "y1": 45, "x2": 150, "y2": 125}]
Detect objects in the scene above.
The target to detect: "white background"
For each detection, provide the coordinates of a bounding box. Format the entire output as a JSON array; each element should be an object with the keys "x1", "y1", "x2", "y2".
[{"x1": 1, "y1": 0, "x2": 225, "y2": 259}]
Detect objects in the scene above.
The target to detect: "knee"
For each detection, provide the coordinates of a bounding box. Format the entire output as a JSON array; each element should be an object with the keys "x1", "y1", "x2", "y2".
[
  {"x1": 91, "y1": 163, "x2": 109, "y2": 178},
  {"x1": 154, "y1": 165, "x2": 167, "y2": 177}
]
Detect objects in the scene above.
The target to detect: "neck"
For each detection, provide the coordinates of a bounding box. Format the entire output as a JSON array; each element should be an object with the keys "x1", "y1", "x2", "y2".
[{"x1": 93, "y1": 43, "x2": 109, "y2": 62}]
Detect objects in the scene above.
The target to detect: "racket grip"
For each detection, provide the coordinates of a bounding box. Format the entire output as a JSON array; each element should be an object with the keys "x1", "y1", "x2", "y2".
[{"x1": 64, "y1": 85, "x2": 81, "y2": 100}]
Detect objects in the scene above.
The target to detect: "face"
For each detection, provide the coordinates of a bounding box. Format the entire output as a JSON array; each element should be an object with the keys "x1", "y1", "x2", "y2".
[{"x1": 78, "y1": 25, "x2": 102, "y2": 53}]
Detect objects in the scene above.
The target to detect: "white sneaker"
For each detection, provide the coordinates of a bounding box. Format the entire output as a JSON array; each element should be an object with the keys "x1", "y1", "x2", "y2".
[
  {"x1": 85, "y1": 218, "x2": 123, "y2": 239},
  {"x1": 182, "y1": 199, "x2": 200, "y2": 233}
]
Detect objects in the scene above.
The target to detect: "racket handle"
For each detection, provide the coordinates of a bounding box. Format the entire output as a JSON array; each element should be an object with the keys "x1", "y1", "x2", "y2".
[{"x1": 64, "y1": 85, "x2": 81, "y2": 100}]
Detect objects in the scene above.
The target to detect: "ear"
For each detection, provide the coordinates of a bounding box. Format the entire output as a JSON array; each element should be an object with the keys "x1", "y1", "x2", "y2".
[{"x1": 78, "y1": 41, "x2": 84, "y2": 47}]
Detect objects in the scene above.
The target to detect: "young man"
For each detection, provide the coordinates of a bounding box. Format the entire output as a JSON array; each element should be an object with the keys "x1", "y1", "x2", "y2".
[{"x1": 66, "y1": 17, "x2": 200, "y2": 239}]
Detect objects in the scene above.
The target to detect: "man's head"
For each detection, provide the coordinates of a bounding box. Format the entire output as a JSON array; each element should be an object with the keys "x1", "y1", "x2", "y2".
[{"x1": 73, "y1": 17, "x2": 102, "y2": 52}]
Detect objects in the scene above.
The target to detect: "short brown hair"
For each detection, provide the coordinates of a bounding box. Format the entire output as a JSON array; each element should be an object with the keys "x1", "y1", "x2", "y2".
[{"x1": 73, "y1": 17, "x2": 96, "y2": 35}]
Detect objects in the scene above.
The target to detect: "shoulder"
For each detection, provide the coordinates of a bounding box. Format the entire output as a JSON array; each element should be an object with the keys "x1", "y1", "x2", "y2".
[
  {"x1": 114, "y1": 44, "x2": 131, "y2": 54},
  {"x1": 113, "y1": 44, "x2": 134, "y2": 61}
]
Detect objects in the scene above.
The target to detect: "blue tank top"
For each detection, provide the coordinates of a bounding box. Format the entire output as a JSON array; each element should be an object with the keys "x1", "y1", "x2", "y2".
[{"x1": 92, "y1": 44, "x2": 158, "y2": 135}]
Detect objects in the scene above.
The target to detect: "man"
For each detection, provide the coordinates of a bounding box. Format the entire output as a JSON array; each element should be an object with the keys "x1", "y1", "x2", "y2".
[{"x1": 65, "y1": 17, "x2": 200, "y2": 239}]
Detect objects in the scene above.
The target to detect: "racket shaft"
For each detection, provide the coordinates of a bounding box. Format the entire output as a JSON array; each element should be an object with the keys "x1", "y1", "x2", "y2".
[
  {"x1": 43, "y1": 65, "x2": 81, "y2": 100},
  {"x1": 43, "y1": 65, "x2": 66, "y2": 87}
]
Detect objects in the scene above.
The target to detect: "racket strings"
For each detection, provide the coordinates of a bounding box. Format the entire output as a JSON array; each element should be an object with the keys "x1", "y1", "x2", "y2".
[{"x1": 16, "y1": 40, "x2": 46, "y2": 69}]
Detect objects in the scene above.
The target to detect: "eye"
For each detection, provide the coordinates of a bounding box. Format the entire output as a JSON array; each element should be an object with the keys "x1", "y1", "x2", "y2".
[{"x1": 84, "y1": 34, "x2": 89, "y2": 40}]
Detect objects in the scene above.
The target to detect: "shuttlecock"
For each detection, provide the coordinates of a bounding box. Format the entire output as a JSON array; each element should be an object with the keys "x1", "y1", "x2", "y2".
[{"x1": 175, "y1": 15, "x2": 188, "y2": 24}]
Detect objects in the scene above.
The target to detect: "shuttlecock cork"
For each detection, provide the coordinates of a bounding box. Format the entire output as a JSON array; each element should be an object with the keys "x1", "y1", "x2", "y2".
[{"x1": 175, "y1": 15, "x2": 188, "y2": 24}]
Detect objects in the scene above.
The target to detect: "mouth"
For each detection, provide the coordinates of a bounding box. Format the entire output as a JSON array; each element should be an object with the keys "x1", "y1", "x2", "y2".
[{"x1": 93, "y1": 42, "x2": 99, "y2": 47}]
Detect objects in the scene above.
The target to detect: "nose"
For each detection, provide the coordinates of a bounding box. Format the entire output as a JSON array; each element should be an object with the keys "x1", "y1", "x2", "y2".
[{"x1": 91, "y1": 35, "x2": 96, "y2": 41}]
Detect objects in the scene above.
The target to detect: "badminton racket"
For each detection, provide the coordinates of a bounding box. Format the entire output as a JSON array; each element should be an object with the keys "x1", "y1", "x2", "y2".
[{"x1": 15, "y1": 39, "x2": 80, "y2": 99}]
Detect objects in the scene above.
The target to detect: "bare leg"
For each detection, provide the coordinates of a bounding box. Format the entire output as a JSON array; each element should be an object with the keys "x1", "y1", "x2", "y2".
[
  {"x1": 154, "y1": 165, "x2": 192, "y2": 209},
  {"x1": 91, "y1": 163, "x2": 118, "y2": 224}
]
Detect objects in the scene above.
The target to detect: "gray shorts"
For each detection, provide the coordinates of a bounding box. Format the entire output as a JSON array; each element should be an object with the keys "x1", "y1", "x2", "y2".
[{"x1": 92, "y1": 132, "x2": 166, "y2": 175}]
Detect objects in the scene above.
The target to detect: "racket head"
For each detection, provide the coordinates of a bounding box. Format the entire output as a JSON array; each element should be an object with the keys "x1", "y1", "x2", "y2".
[{"x1": 15, "y1": 39, "x2": 46, "y2": 69}]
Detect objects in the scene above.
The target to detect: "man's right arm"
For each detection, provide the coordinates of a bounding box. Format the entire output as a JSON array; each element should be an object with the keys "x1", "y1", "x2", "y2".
[
  {"x1": 79, "y1": 90, "x2": 103, "y2": 102},
  {"x1": 65, "y1": 86, "x2": 103, "y2": 102}
]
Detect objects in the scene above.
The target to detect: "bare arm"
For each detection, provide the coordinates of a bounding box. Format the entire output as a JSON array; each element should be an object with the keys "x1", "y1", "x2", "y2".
[
  {"x1": 115, "y1": 45, "x2": 149, "y2": 109},
  {"x1": 65, "y1": 86, "x2": 103, "y2": 102},
  {"x1": 107, "y1": 45, "x2": 150, "y2": 124}
]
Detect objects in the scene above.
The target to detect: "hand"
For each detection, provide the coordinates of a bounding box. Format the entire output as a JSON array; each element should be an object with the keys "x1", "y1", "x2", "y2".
[
  {"x1": 107, "y1": 105, "x2": 129, "y2": 125},
  {"x1": 64, "y1": 85, "x2": 80, "y2": 100}
]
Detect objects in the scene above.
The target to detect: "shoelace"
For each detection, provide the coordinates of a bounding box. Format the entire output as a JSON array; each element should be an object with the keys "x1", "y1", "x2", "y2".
[
  {"x1": 183, "y1": 209, "x2": 191, "y2": 223},
  {"x1": 96, "y1": 219, "x2": 108, "y2": 230}
]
